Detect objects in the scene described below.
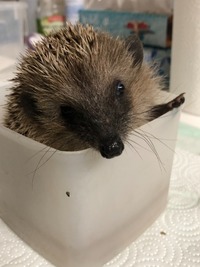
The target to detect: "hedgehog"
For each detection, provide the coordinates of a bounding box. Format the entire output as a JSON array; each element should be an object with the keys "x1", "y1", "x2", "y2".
[{"x1": 3, "y1": 23, "x2": 185, "y2": 159}]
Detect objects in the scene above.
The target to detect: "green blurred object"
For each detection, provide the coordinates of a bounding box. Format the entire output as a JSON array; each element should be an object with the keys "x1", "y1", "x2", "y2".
[{"x1": 37, "y1": 0, "x2": 66, "y2": 35}]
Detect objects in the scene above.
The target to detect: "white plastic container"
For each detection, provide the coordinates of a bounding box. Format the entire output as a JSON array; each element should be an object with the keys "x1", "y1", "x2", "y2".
[
  {"x1": 0, "y1": 83, "x2": 181, "y2": 267},
  {"x1": 0, "y1": 1, "x2": 27, "y2": 59}
]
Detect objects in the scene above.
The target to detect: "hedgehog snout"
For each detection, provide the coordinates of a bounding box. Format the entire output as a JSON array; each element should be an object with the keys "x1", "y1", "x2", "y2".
[{"x1": 99, "y1": 136, "x2": 124, "y2": 159}]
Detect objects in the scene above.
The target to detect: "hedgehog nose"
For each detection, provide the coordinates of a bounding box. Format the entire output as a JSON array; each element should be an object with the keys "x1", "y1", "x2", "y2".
[{"x1": 100, "y1": 137, "x2": 124, "y2": 159}]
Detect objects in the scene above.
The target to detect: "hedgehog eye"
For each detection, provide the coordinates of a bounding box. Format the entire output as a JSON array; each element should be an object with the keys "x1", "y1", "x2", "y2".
[{"x1": 116, "y1": 81, "x2": 125, "y2": 96}]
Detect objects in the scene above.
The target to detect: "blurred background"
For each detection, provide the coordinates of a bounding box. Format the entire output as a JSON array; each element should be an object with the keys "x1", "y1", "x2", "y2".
[{"x1": 0, "y1": 0, "x2": 173, "y2": 87}]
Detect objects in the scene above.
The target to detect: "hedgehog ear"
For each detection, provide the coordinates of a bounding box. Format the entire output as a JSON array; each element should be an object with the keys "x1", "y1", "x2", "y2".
[{"x1": 125, "y1": 34, "x2": 143, "y2": 68}]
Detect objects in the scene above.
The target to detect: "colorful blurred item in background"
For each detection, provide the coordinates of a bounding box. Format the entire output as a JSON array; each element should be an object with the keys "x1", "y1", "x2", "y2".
[
  {"x1": 79, "y1": 10, "x2": 172, "y2": 48},
  {"x1": 37, "y1": 0, "x2": 66, "y2": 35},
  {"x1": 79, "y1": 9, "x2": 172, "y2": 88},
  {"x1": 125, "y1": 21, "x2": 154, "y2": 42}
]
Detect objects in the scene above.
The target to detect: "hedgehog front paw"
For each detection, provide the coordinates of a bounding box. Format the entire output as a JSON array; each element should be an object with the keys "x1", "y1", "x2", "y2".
[{"x1": 168, "y1": 93, "x2": 185, "y2": 109}]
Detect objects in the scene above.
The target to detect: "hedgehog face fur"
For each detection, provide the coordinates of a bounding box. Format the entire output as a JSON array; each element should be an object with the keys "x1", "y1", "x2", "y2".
[{"x1": 4, "y1": 23, "x2": 162, "y2": 159}]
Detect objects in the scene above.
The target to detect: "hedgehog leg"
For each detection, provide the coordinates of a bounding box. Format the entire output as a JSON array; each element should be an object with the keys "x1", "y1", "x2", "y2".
[{"x1": 150, "y1": 93, "x2": 185, "y2": 119}]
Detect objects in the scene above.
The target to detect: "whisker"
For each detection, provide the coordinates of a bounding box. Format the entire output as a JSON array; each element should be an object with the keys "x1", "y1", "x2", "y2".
[
  {"x1": 26, "y1": 145, "x2": 50, "y2": 162},
  {"x1": 126, "y1": 136, "x2": 152, "y2": 153},
  {"x1": 30, "y1": 146, "x2": 52, "y2": 188},
  {"x1": 33, "y1": 149, "x2": 58, "y2": 174},
  {"x1": 28, "y1": 135, "x2": 66, "y2": 186},
  {"x1": 125, "y1": 139, "x2": 143, "y2": 160},
  {"x1": 138, "y1": 129, "x2": 176, "y2": 155},
  {"x1": 133, "y1": 130, "x2": 166, "y2": 172}
]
